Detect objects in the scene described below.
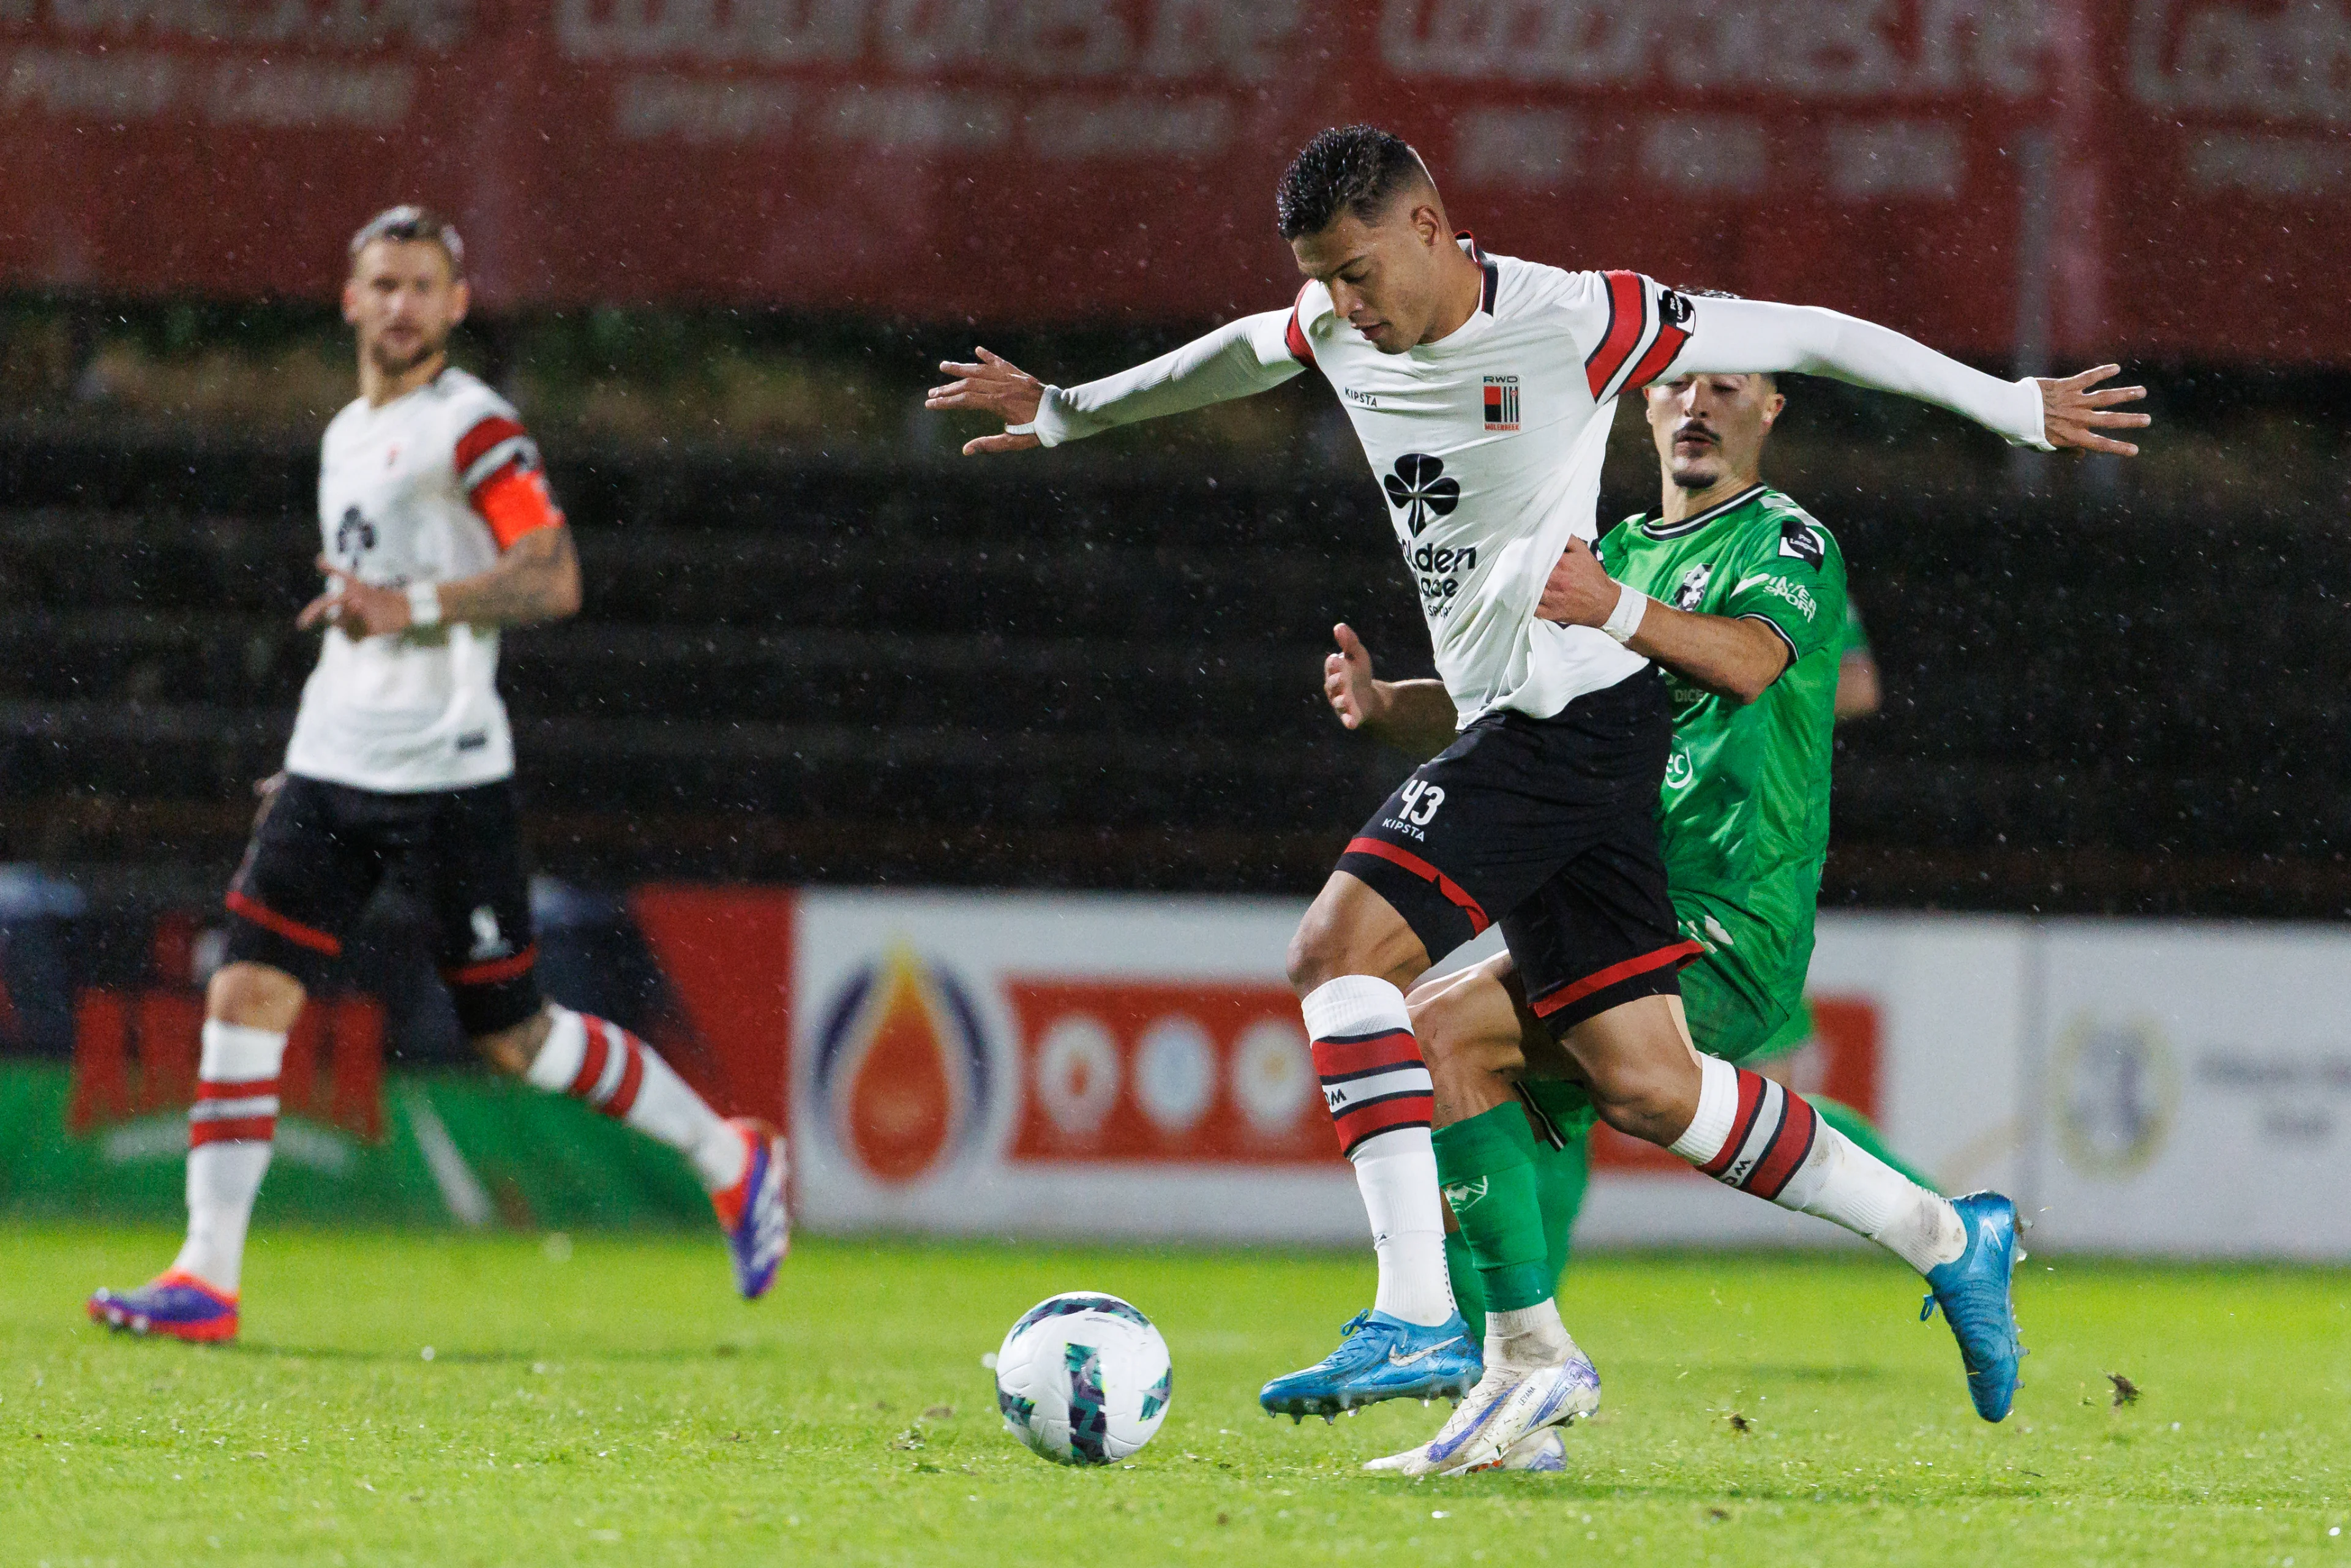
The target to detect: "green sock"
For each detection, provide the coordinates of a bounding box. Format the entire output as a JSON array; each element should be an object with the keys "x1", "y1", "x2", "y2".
[
  {"x1": 1443, "y1": 1229, "x2": 1485, "y2": 1341},
  {"x1": 1518, "y1": 1079, "x2": 1597, "y2": 1292},
  {"x1": 1534, "y1": 1128, "x2": 1592, "y2": 1289},
  {"x1": 1811, "y1": 1095, "x2": 1939, "y2": 1191},
  {"x1": 1433, "y1": 1103, "x2": 1551, "y2": 1313}
]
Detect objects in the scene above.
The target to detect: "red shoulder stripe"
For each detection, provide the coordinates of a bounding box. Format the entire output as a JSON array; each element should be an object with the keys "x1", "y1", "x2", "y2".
[
  {"x1": 1284, "y1": 283, "x2": 1316, "y2": 367},
  {"x1": 1622, "y1": 319, "x2": 1691, "y2": 392},
  {"x1": 454, "y1": 415, "x2": 527, "y2": 475},
  {"x1": 1583, "y1": 271, "x2": 1648, "y2": 399}
]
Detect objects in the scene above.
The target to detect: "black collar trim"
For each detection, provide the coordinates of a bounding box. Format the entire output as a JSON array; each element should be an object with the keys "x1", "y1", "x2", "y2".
[
  {"x1": 1639, "y1": 484, "x2": 1768, "y2": 539},
  {"x1": 1457, "y1": 231, "x2": 1498, "y2": 313}
]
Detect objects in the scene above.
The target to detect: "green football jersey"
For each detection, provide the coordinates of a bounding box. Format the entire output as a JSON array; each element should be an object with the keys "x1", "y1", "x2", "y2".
[
  {"x1": 1596, "y1": 484, "x2": 1848, "y2": 910},
  {"x1": 1841, "y1": 595, "x2": 1872, "y2": 660}
]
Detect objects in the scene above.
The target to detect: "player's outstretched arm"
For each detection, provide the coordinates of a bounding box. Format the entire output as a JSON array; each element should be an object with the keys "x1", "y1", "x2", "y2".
[
  {"x1": 1676, "y1": 295, "x2": 2149, "y2": 455},
  {"x1": 296, "y1": 525, "x2": 582, "y2": 637},
  {"x1": 1538, "y1": 540, "x2": 1788, "y2": 703},
  {"x1": 1324, "y1": 623, "x2": 1458, "y2": 757},
  {"x1": 927, "y1": 312, "x2": 1305, "y2": 457}
]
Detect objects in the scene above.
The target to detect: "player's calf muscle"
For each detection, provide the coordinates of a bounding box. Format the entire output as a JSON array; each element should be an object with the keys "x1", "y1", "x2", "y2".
[
  {"x1": 1408, "y1": 969, "x2": 1526, "y2": 1127},
  {"x1": 1562, "y1": 996, "x2": 1702, "y2": 1144}
]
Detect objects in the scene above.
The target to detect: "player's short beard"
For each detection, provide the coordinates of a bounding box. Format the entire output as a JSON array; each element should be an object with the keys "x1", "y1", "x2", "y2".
[
  {"x1": 1668, "y1": 426, "x2": 1723, "y2": 490},
  {"x1": 1670, "y1": 453, "x2": 1722, "y2": 490},
  {"x1": 367, "y1": 326, "x2": 446, "y2": 379}
]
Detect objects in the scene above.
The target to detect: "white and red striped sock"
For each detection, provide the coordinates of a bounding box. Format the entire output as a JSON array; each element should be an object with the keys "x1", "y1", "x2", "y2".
[
  {"x1": 1668, "y1": 1054, "x2": 1962, "y2": 1272},
  {"x1": 169, "y1": 1021, "x2": 288, "y2": 1295},
  {"x1": 525, "y1": 1006, "x2": 748, "y2": 1195},
  {"x1": 1303, "y1": 975, "x2": 1455, "y2": 1328}
]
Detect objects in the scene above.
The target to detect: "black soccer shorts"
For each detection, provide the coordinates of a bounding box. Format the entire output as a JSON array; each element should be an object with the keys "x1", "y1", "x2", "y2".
[
  {"x1": 1336, "y1": 666, "x2": 1700, "y2": 1035},
  {"x1": 222, "y1": 774, "x2": 542, "y2": 1037}
]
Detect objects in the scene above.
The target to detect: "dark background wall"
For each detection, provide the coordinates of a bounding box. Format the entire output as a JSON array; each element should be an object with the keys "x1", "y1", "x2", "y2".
[{"x1": 4, "y1": 347, "x2": 2345, "y2": 923}]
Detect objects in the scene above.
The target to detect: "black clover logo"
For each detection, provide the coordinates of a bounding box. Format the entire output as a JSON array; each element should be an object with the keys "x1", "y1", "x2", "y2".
[
  {"x1": 1382, "y1": 453, "x2": 1459, "y2": 537},
  {"x1": 334, "y1": 506, "x2": 377, "y2": 562}
]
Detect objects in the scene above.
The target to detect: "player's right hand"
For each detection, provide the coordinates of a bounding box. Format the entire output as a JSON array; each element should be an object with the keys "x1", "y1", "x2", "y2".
[
  {"x1": 1324, "y1": 623, "x2": 1392, "y2": 732},
  {"x1": 926, "y1": 347, "x2": 1045, "y2": 456}
]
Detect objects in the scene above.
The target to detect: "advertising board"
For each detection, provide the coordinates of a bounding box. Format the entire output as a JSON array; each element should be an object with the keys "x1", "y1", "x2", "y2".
[{"x1": 5, "y1": 2, "x2": 2347, "y2": 361}]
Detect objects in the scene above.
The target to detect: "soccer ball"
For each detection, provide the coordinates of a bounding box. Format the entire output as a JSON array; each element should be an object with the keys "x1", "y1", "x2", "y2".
[{"x1": 992, "y1": 1291, "x2": 1172, "y2": 1466}]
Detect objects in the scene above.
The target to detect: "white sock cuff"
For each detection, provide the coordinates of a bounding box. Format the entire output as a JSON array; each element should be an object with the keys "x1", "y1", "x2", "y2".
[
  {"x1": 1667, "y1": 1052, "x2": 1740, "y2": 1163},
  {"x1": 199, "y1": 1021, "x2": 288, "y2": 1082},
  {"x1": 1300, "y1": 974, "x2": 1411, "y2": 1040},
  {"x1": 1351, "y1": 1129, "x2": 1441, "y2": 1196},
  {"x1": 525, "y1": 1006, "x2": 588, "y2": 1092}
]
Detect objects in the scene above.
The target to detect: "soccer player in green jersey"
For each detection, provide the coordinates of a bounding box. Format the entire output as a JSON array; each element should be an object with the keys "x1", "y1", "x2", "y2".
[{"x1": 1319, "y1": 362, "x2": 1982, "y2": 1467}]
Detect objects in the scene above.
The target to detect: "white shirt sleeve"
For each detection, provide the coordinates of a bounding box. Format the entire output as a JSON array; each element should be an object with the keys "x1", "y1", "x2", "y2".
[
  {"x1": 1676, "y1": 294, "x2": 2050, "y2": 451},
  {"x1": 1026, "y1": 310, "x2": 1305, "y2": 448}
]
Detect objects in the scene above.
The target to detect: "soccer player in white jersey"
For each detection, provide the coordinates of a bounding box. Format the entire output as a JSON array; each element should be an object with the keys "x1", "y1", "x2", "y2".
[
  {"x1": 928, "y1": 126, "x2": 2145, "y2": 1471},
  {"x1": 88, "y1": 207, "x2": 789, "y2": 1344}
]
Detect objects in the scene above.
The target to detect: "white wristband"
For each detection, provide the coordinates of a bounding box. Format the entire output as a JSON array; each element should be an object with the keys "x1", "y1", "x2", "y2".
[
  {"x1": 1600, "y1": 581, "x2": 1649, "y2": 643},
  {"x1": 405, "y1": 581, "x2": 443, "y2": 628}
]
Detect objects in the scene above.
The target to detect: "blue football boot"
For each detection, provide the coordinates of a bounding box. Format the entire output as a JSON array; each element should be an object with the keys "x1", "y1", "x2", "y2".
[
  {"x1": 1259, "y1": 1309, "x2": 1482, "y2": 1422},
  {"x1": 1921, "y1": 1191, "x2": 2027, "y2": 1422},
  {"x1": 86, "y1": 1272, "x2": 239, "y2": 1343},
  {"x1": 711, "y1": 1119, "x2": 789, "y2": 1300}
]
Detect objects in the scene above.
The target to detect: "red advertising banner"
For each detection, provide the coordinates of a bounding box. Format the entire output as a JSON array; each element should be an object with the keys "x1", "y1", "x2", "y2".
[
  {"x1": 1004, "y1": 978, "x2": 1330, "y2": 1165},
  {"x1": 2, "y1": 2, "x2": 2345, "y2": 358}
]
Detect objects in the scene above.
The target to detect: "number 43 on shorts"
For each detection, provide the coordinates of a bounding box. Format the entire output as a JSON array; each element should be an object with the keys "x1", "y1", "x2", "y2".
[{"x1": 1398, "y1": 779, "x2": 1446, "y2": 826}]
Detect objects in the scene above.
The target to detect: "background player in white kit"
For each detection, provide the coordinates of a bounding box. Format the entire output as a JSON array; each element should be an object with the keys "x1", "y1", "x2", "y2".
[
  {"x1": 930, "y1": 128, "x2": 2146, "y2": 1471},
  {"x1": 88, "y1": 208, "x2": 788, "y2": 1343}
]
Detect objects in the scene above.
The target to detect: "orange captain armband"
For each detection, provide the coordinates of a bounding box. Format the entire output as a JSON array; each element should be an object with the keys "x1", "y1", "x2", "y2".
[{"x1": 471, "y1": 465, "x2": 564, "y2": 550}]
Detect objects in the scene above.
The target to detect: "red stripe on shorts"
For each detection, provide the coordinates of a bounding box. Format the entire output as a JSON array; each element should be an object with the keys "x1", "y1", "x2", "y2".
[
  {"x1": 1529, "y1": 940, "x2": 1703, "y2": 1018},
  {"x1": 1343, "y1": 837, "x2": 1490, "y2": 934},
  {"x1": 225, "y1": 889, "x2": 342, "y2": 956},
  {"x1": 442, "y1": 944, "x2": 538, "y2": 986}
]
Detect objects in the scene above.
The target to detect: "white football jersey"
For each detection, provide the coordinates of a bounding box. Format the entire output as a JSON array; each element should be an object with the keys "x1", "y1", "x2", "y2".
[
  {"x1": 1032, "y1": 235, "x2": 2043, "y2": 730},
  {"x1": 283, "y1": 367, "x2": 546, "y2": 793},
  {"x1": 1291, "y1": 243, "x2": 1680, "y2": 724}
]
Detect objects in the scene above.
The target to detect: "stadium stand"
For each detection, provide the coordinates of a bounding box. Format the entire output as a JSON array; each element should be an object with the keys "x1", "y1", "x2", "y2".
[{"x1": 0, "y1": 424, "x2": 2342, "y2": 918}]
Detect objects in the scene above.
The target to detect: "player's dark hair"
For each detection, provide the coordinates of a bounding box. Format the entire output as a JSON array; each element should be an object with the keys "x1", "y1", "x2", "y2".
[
  {"x1": 1276, "y1": 126, "x2": 1432, "y2": 240},
  {"x1": 1674, "y1": 287, "x2": 1775, "y2": 395},
  {"x1": 350, "y1": 204, "x2": 465, "y2": 278}
]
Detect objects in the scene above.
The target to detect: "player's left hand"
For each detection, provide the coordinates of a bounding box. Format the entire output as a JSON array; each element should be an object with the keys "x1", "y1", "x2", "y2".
[
  {"x1": 297, "y1": 557, "x2": 411, "y2": 637},
  {"x1": 2037, "y1": 365, "x2": 2149, "y2": 456},
  {"x1": 1537, "y1": 538, "x2": 1622, "y2": 627}
]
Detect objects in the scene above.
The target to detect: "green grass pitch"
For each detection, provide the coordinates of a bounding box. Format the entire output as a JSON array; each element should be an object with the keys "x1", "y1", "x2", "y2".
[{"x1": 5, "y1": 1225, "x2": 2346, "y2": 1566}]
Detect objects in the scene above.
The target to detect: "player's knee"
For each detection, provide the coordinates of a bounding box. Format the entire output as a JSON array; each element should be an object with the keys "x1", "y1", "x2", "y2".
[
  {"x1": 1405, "y1": 981, "x2": 1476, "y2": 1068},
  {"x1": 1284, "y1": 918, "x2": 1340, "y2": 996},
  {"x1": 204, "y1": 962, "x2": 306, "y2": 1032},
  {"x1": 1286, "y1": 891, "x2": 1423, "y2": 996},
  {"x1": 1583, "y1": 1055, "x2": 1693, "y2": 1144},
  {"x1": 472, "y1": 1008, "x2": 553, "y2": 1078}
]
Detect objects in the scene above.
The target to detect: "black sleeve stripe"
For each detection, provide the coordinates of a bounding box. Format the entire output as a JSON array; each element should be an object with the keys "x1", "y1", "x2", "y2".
[{"x1": 1739, "y1": 613, "x2": 1801, "y2": 675}]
